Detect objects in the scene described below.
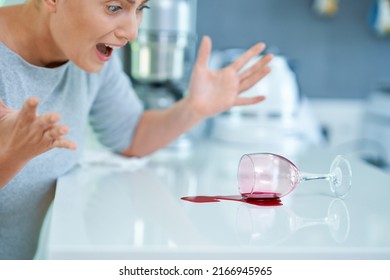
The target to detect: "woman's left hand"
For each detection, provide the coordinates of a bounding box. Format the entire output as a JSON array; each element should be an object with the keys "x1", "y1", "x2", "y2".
[{"x1": 186, "y1": 36, "x2": 273, "y2": 119}]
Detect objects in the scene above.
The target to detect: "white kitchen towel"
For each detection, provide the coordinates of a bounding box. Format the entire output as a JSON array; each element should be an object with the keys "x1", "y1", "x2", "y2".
[{"x1": 79, "y1": 148, "x2": 148, "y2": 171}]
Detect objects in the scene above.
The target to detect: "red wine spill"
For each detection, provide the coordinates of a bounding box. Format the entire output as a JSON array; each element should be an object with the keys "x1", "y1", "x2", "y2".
[{"x1": 181, "y1": 195, "x2": 282, "y2": 207}]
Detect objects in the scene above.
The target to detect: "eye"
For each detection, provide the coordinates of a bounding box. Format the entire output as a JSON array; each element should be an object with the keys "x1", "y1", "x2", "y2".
[
  {"x1": 137, "y1": 5, "x2": 150, "y2": 12},
  {"x1": 106, "y1": 5, "x2": 122, "y2": 13}
]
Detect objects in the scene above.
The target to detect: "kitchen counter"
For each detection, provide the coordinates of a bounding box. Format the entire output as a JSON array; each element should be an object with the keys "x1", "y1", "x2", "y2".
[{"x1": 41, "y1": 139, "x2": 390, "y2": 259}]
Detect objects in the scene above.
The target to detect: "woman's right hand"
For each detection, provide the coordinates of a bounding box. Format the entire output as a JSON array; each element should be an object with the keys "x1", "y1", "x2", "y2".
[{"x1": 0, "y1": 96, "x2": 77, "y2": 164}]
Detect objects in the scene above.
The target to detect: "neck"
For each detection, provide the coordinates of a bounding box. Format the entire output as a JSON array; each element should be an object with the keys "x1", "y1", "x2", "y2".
[{"x1": 9, "y1": 3, "x2": 68, "y2": 67}]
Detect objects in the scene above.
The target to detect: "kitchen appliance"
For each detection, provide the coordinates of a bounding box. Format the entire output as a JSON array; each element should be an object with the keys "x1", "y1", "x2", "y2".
[
  {"x1": 128, "y1": 0, "x2": 197, "y2": 109},
  {"x1": 208, "y1": 49, "x2": 324, "y2": 157},
  {"x1": 360, "y1": 80, "x2": 390, "y2": 170},
  {"x1": 125, "y1": 0, "x2": 198, "y2": 153}
]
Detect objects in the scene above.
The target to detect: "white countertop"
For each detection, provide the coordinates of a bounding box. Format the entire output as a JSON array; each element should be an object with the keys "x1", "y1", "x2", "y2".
[{"x1": 42, "y1": 140, "x2": 390, "y2": 259}]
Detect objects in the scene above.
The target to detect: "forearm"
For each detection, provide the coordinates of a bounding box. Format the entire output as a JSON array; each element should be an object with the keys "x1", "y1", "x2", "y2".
[{"x1": 122, "y1": 97, "x2": 204, "y2": 157}]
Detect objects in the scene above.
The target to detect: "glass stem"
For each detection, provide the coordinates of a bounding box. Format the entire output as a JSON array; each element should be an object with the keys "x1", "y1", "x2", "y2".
[
  {"x1": 300, "y1": 172, "x2": 331, "y2": 182},
  {"x1": 294, "y1": 217, "x2": 326, "y2": 231}
]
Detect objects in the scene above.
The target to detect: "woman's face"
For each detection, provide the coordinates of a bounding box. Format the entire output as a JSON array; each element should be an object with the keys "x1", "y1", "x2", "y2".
[{"x1": 46, "y1": 0, "x2": 149, "y2": 73}]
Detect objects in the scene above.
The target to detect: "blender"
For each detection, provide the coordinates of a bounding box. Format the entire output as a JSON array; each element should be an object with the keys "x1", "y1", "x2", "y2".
[
  {"x1": 127, "y1": 0, "x2": 197, "y2": 109},
  {"x1": 125, "y1": 0, "x2": 198, "y2": 153}
]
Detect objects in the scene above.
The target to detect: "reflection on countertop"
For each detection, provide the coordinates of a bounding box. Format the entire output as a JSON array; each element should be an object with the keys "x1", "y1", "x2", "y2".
[
  {"x1": 235, "y1": 198, "x2": 350, "y2": 246},
  {"x1": 39, "y1": 140, "x2": 390, "y2": 259}
]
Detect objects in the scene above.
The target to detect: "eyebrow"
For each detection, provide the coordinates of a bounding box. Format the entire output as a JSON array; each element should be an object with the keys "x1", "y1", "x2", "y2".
[{"x1": 127, "y1": 0, "x2": 149, "y2": 3}]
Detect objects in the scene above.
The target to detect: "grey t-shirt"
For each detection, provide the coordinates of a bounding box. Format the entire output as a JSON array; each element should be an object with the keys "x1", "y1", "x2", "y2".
[{"x1": 0, "y1": 42, "x2": 143, "y2": 259}]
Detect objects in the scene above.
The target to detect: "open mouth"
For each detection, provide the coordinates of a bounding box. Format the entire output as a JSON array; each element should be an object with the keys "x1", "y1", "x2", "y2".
[{"x1": 96, "y1": 43, "x2": 113, "y2": 57}]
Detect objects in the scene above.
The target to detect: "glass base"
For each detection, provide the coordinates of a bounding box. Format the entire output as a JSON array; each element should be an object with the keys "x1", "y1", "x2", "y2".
[
  {"x1": 329, "y1": 155, "x2": 352, "y2": 198},
  {"x1": 327, "y1": 199, "x2": 350, "y2": 243}
]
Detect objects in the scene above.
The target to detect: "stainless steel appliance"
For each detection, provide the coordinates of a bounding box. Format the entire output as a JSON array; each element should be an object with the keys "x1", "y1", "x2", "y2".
[
  {"x1": 125, "y1": 0, "x2": 198, "y2": 153},
  {"x1": 128, "y1": 0, "x2": 197, "y2": 110}
]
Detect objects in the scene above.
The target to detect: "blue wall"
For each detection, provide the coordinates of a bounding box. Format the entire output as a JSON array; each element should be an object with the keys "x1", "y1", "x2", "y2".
[{"x1": 197, "y1": 0, "x2": 390, "y2": 99}]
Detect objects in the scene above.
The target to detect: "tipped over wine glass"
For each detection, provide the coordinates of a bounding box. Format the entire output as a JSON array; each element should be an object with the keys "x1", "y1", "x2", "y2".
[{"x1": 237, "y1": 153, "x2": 352, "y2": 199}]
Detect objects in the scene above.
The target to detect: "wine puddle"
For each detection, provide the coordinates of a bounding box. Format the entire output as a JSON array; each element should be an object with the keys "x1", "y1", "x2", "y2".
[{"x1": 181, "y1": 195, "x2": 282, "y2": 206}]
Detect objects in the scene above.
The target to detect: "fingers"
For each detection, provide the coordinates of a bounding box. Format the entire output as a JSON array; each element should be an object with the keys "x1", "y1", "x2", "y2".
[
  {"x1": 230, "y1": 43, "x2": 266, "y2": 72},
  {"x1": 19, "y1": 98, "x2": 63, "y2": 136},
  {"x1": 8, "y1": 97, "x2": 76, "y2": 154},
  {"x1": 47, "y1": 124, "x2": 68, "y2": 139},
  {"x1": 0, "y1": 98, "x2": 12, "y2": 119},
  {"x1": 35, "y1": 112, "x2": 61, "y2": 131},
  {"x1": 43, "y1": 125, "x2": 77, "y2": 150},
  {"x1": 20, "y1": 96, "x2": 39, "y2": 122},
  {"x1": 239, "y1": 66, "x2": 272, "y2": 94},
  {"x1": 239, "y1": 53, "x2": 273, "y2": 82},
  {"x1": 52, "y1": 137, "x2": 77, "y2": 150},
  {"x1": 31, "y1": 109, "x2": 76, "y2": 151},
  {"x1": 235, "y1": 96, "x2": 266, "y2": 107},
  {"x1": 0, "y1": 98, "x2": 6, "y2": 107},
  {"x1": 195, "y1": 36, "x2": 212, "y2": 69}
]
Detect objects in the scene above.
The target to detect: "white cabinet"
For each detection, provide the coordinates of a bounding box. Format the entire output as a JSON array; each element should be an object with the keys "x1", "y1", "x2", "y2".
[{"x1": 310, "y1": 99, "x2": 364, "y2": 148}]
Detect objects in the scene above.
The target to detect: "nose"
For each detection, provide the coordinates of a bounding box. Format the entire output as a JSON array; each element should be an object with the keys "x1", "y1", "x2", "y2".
[{"x1": 115, "y1": 13, "x2": 140, "y2": 42}]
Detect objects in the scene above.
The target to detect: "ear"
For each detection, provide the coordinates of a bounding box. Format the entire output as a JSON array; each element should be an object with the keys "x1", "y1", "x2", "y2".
[{"x1": 42, "y1": 0, "x2": 58, "y2": 13}]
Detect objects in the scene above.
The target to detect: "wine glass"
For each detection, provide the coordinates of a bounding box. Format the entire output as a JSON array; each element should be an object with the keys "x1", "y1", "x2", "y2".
[{"x1": 237, "y1": 153, "x2": 352, "y2": 199}]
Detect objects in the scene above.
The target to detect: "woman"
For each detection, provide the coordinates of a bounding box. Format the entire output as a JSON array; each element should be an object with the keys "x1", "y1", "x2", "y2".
[{"x1": 0, "y1": 0, "x2": 272, "y2": 259}]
